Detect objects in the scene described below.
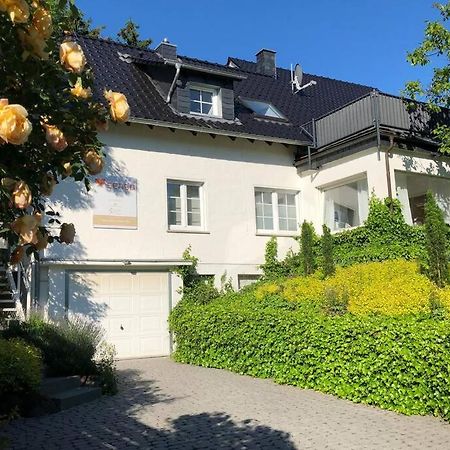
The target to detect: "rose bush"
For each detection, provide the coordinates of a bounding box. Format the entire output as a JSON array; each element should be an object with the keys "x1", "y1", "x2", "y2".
[{"x1": 0, "y1": 0, "x2": 130, "y2": 264}]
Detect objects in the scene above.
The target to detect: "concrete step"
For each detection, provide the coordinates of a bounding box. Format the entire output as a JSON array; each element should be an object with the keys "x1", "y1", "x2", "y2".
[
  {"x1": 52, "y1": 386, "x2": 102, "y2": 411},
  {"x1": 40, "y1": 376, "x2": 81, "y2": 397}
]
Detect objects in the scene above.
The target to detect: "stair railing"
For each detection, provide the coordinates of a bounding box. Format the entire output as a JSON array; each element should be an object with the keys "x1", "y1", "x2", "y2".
[{"x1": 6, "y1": 263, "x2": 25, "y2": 321}]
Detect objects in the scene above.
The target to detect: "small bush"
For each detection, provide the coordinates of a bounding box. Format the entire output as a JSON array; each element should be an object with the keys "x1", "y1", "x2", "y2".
[
  {"x1": 260, "y1": 237, "x2": 284, "y2": 279},
  {"x1": 323, "y1": 287, "x2": 349, "y2": 316},
  {"x1": 0, "y1": 339, "x2": 42, "y2": 417},
  {"x1": 94, "y1": 342, "x2": 118, "y2": 395},
  {"x1": 182, "y1": 279, "x2": 220, "y2": 305},
  {"x1": 3, "y1": 315, "x2": 104, "y2": 377}
]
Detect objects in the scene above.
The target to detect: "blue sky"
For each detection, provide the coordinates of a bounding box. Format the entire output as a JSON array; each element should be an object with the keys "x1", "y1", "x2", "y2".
[{"x1": 76, "y1": 0, "x2": 439, "y2": 95}]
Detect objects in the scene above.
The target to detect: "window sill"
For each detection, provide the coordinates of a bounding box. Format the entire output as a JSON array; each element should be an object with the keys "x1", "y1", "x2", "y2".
[
  {"x1": 256, "y1": 231, "x2": 298, "y2": 238},
  {"x1": 167, "y1": 228, "x2": 210, "y2": 235},
  {"x1": 189, "y1": 112, "x2": 222, "y2": 119}
]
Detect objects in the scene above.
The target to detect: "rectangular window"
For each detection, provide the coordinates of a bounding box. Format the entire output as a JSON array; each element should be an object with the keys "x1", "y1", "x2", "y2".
[
  {"x1": 238, "y1": 274, "x2": 260, "y2": 289},
  {"x1": 323, "y1": 178, "x2": 369, "y2": 231},
  {"x1": 395, "y1": 171, "x2": 450, "y2": 225},
  {"x1": 167, "y1": 180, "x2": 204, "y2": 230},
  {"x1": 255, "y1": 189, "x2": 299, "y2": 233},
  {"x1": 190, "y1": 87, "x2": 219, "y2": 116}
]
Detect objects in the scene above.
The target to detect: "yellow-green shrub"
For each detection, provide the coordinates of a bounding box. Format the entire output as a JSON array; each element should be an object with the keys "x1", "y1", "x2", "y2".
[
  {"x1": 281, "y1": 274, "x2": 326, "y2": 304},
  {"x1": 254, "y1": 282, "x2": 281, "y2": 300},
  {"x1": 328, "y1": 260, "x2": 434, "y2": 316},
  {"x1": 257, "y1": 260, "x2": 450, "y2": 316}
]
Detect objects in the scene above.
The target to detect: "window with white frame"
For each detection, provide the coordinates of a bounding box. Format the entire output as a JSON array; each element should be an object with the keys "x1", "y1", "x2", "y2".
[
  {"x1": 323, "y1": 177, "x2": 369, "y2": 231},
  {"x1": 395, "y1": 171, "x2": 450, "y2": 225},
  {"x1": 255, "y1": 189, "x2": 299, "y2": 233},
  {"x1": 167, "y1": 180, "x2": 204, "y2": 230},
  {"x1": 189, "y1": 86, "x2": 219, "y2": 117}
]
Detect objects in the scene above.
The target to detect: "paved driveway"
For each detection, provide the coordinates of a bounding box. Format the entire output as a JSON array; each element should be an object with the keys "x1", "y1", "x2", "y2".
[{"x1": 2, "y1": 358, "x2": 450, "y2": 449}]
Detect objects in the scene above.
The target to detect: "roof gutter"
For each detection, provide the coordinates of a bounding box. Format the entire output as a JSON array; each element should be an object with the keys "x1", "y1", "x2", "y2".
[{"x1": 129, "y1": 116, "x2": 310, "y2": 146}]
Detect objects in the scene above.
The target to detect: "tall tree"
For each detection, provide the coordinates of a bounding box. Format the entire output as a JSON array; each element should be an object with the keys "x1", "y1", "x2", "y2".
[
  {"x1": 404, "y1": 1, "x2": 450, "y2": 154},
  {"x1": 46, "y1": 0, "x2": 104, "y2": 37},
  {"x1": 117, "y1": 19, "x2": 152, "y2": 49}
]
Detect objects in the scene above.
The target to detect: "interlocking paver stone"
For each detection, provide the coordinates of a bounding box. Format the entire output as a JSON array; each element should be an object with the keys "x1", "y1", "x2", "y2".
[{"x1": 1, "y1": 357, "x2": 450, "y2": 449}]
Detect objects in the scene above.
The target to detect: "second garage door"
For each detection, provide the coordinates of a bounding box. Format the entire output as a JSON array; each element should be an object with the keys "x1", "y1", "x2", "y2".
[{"x1": 68, "y1": 271, "x2": 171, "y2": 359}]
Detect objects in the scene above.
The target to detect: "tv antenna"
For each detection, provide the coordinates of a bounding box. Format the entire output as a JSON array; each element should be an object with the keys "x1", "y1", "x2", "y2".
[{"x1": 291, "y1": 63, "x2": 317, "y2": 94}]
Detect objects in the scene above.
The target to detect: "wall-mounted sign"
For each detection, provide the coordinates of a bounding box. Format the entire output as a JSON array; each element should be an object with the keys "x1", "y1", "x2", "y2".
[{"x1": 92, "y1": 176, "x2": 138, "y2": 229}]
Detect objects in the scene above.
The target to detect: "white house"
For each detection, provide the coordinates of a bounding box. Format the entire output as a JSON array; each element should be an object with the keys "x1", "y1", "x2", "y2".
[{"x1": 8, "y1": 37, "x2": 450, "y2": 359}]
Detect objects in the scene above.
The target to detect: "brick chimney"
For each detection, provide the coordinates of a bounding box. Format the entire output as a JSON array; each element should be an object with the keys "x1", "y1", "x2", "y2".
[
  {"x1": 256, "y1": 49, "x2": 276, "y2": 77},
  {"x1": 155, "y1": 38, "x2": 177, "y2": 60}
]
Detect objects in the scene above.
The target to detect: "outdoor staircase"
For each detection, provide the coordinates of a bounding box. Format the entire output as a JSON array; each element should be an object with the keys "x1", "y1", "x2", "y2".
[
  {"x1": 39, "y1": 376, "x2": 102, "y2": 411},
  {"x1": 0, "y1": 266, "x2": 16, "y2": 315}
]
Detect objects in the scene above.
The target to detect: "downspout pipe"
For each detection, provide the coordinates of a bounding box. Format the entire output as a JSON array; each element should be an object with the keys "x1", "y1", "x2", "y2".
[
  {"x1": 166, "y1": 62, "x2": 182, "y2": 103},
  {"x1": 385, "y1": 135, "x2": 395, "y2": 211}
]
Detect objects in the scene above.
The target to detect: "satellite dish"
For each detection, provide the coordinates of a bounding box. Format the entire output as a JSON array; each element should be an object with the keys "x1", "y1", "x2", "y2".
[
  {"x1": 290, "y1": 62, "x2": 317, "y2": 94},
  {"x1": 294, "y1": 64, "x2": 303, "y2": 90}
]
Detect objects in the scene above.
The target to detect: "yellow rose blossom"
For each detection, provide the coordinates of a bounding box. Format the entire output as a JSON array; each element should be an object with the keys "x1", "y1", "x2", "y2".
[
  {"x1": 62, "y1": 161, "x2": 72, "y2": 178},
  {"x1": 32, "y1": 6, "x2": 52, "y2": 39},
  {"x1": 0, "y1": 99, "x2": 32, "y2": 145},
  {"x1": 43, "y1": 123, "x2": 68, "y2": 152},
  {"x1": 104, "y1": 90, "x2": 130, "y2": 123},
  {"x1": 12, "y1": 180, "x2": 32, "y2": 209},
  {"x1": 18, "y1": 26, "x2": 49, "y2": 60},
  {"x1": 59, "y1": 223, "x2": 75, "y2": 244},
  {"x1": 40, "y1": 173, "x2": 56, "y2": 196},
  {"x1": 0, "y1": 0, "x2": 29, "y2": 23},
  {"x1": 11, "y1": 213, "x2": 41, "y2": 245},
  {"x1": 59, "y1": 41, "x2": 86, "y2": 74},
  {"x1": 35, "y1": 229, "x2": 48, "y2": 250},
  {"x1": 83, "y1": 150, "x2": 104, "y2": 175},
  {"x1": 10, "y1": 245, "x2": 25, "y2": 265},
  {"x1": 70, "y1": 79, "x2": 92, "y2": 99}
]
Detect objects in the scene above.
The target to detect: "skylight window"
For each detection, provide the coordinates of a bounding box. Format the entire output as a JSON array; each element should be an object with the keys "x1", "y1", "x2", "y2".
[{"x1": 240, "y1": 98, "x2": 286, "y2": 119}]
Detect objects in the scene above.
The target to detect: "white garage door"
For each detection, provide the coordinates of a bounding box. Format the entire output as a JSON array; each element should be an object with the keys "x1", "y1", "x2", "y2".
[{"x1": 68, "y1": 271, "x2": 171, "y2": 359}]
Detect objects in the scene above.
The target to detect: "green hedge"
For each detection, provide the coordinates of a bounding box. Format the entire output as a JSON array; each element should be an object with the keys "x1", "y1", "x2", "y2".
[
  {"x1": 328, "y1": 197, "x2": 426, "y2": 267},
  {"x1": 169, "y1": 295, "x2": 450, "y2": 419}
]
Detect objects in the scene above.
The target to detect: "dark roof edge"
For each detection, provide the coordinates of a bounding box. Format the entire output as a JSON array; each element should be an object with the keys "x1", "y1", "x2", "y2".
[{"x1": 129, "y1": 116, "x2": 310, "y2": 146}]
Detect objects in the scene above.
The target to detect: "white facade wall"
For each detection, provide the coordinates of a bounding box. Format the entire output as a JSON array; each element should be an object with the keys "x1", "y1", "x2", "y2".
[
  {"x1": 41, "y1": 124, "x2": 450, "y2": 320},
  {"x1": 42, "y1": 123, "x2": 302, "y2": 311}
]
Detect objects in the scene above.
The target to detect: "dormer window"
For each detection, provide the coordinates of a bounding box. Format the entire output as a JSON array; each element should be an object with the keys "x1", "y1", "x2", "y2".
[
  {"x1": 240, "y1": 98, "x2": 286, "y2": 119},
  {"x1": 189, "y1": 85, "x2": 220, "y2": 117}
]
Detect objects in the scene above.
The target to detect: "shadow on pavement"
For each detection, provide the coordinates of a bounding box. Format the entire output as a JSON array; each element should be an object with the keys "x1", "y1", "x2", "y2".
[{"x1": 0, "y1": 368, "x2": 296, "y2": 449}]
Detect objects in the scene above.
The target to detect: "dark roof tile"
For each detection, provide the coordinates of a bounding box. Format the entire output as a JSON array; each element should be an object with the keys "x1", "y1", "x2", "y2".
[{"x1": 78, "y1": 36, "x2": 374, "y2": 144}]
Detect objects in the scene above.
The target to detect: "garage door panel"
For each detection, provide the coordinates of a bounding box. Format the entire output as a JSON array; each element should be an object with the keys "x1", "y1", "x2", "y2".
[
  {"x1": 139, "y1": 295, "x2": 167, "y2": 313},
  {"x1": 140, "y1": 316, "x2": 166, "y2": 333},
  {"x1": 107, "y1": 296, "x2": 133, "y2": 314},
  {"x1": 137, "y1": 273, "x2": 166, "y2": 292},
  {"x1": 111, "y1": 274, "x2": 133, "y2": 292},
  {"x1": 68, "y1": 271, "x2": 170, "y2": 359}
]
